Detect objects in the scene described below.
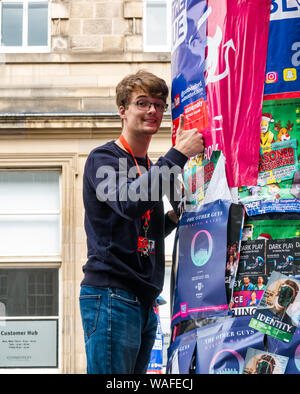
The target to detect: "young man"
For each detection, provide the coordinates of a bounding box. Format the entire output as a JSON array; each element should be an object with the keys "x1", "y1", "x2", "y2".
[{"x1": 80, "y1": 70, "x2": 204, "y2": 374}]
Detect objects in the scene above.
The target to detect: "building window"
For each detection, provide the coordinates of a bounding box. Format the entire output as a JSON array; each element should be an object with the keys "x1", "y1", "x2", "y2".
[
  {"x1": 0, "y1": 268, "x2": 58, "y2": 316},
  {"x1": 0, "y1": 170, "x2": 60, "y2": 369},
  {"x1": 143, "y1": 0, "x2": 171, "y2": 52},
  {"x1": 0, "y1": 0, "x2": 49, "y2": 53},
  {"x1": 0, "y1": 171, "x2": 60, "y2": 256}
]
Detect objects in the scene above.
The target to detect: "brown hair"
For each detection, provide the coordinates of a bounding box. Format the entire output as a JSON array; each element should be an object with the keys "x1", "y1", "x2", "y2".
[{"x1": 116, "y1": 70, "x2": 169, "y2": 108}]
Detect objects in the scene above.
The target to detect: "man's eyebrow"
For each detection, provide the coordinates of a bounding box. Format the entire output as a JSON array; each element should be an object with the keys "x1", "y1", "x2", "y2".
[{"x1": 135, "y1": 95, "x2": 148, "y2": 99}]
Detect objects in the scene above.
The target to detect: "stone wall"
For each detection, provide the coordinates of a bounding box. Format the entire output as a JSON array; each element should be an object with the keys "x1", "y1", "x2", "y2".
[{"x1": 0, "y1": 0, "x2": 171, "y2": 114}]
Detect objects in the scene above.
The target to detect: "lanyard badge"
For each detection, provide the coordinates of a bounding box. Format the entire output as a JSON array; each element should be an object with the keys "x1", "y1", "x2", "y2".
[
  {"x1": 138, "y1": 210, "x2": 155, "y2": 257},
  {"x1": 119, "y1": 135, "x2": 155, "y2": 257}
]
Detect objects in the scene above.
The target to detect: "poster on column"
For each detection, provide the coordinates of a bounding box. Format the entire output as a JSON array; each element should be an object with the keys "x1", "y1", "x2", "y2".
[
  {"x1": 171, "y1": 0, "x2": 209, "y2": 147},
  {"x1": 171, "y1": 200, "x2": 230, "y2": 327},
  {"x1": 264, "y1": 0, "x2": 300, "y2": 96},
  {"x1": 195, "y1": 316, "x2": 265, "y2": 374},
  {"x1": 204, "y1": 0, "x2": 271, "y2": 187},
  {"x1": 171, "y1": 0, "x2": 271, "y2": 187},
  {"x1": 239, "y1": 96, "x2": 300, "y2": 216}
]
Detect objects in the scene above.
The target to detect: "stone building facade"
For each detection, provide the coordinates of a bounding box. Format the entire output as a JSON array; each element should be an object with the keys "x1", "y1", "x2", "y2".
[{"x1": 0, "y1": 0, "x2": 173, "y2": 373}]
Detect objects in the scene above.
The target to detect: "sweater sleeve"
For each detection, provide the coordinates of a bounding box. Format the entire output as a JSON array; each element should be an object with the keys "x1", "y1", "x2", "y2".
[{"x1": 86, "y1": 146, "x2": 188, "y2": 221}]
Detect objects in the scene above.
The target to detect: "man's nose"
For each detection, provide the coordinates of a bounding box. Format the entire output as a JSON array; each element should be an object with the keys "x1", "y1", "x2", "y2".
[{"x1": 147, "y1": 103, "x2": 157, "y2": 112}]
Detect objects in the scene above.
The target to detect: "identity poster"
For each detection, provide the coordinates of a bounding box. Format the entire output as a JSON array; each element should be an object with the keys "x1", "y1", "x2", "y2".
[
  {"x1": 250, "y1": 272, "x2": 300, "y2": 343},
  {"x1": 264, "y1": 1, "x2": 300, "y2": 96},
  {"x1": 171, "y1": 0, "x2": 271, "y2": 187},
  {"x1": 171, "y1": 199, "x2": 230, "y2": 327},
  {"x1": 239, "y1": 97, "x2": 300, "y2": 216}
]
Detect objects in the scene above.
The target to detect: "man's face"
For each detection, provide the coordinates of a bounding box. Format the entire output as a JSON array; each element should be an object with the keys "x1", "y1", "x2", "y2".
[
  {"x1": 261, "y1": 119, "x2": 269, "y2": 134},
  {"x1": 277, "y1": 284, "x2": 295, "y2": 309},
  {"x1": 120, "y1": 90, "x2": 165, "y2": 137},
  {"x1": 256, "y1": 360, "x2": 273, "y2": 374}
]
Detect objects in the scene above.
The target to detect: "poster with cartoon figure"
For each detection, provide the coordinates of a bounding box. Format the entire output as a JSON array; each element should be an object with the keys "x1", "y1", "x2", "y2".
[
  {"x1": 182, "y1": 151, "x2": 220, "y2": 206},
  {"x1": 239, "y1": 97, "x2": 300, "y2": 215}
]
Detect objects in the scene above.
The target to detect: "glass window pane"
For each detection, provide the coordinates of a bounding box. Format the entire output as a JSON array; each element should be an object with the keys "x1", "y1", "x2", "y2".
[
  {"x1": 0, "y1": 214, "x2": 60, "y2": 256},
  {"x1": 1, "y1": 3, "x2": 23, "y2": 46},
  {"x1": 146, "y1": 2, "x2": 167, "y2": 46},
  {"x1": 0, "y1": 268, "x2": 58, "y2": 316},
  {"x1": 28, "y1": 2, "x2": 48, "y2": 46},
  {"x1": 0, "y1": 172, "x2": 60, "y2": 211}
]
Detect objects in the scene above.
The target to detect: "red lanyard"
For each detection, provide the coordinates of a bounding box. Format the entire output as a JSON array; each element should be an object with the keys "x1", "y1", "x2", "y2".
[
  {"x1": 119, "y1": 135, "x2": 151, "y2": 226},
  {"x1": 119, "y1": 135, "x2": 150, "y2": 176}
]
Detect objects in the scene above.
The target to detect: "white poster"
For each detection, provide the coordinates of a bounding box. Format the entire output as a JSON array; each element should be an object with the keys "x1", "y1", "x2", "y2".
[{"x1": 0, "y1": 320, "x2": 58, "y2": 368}]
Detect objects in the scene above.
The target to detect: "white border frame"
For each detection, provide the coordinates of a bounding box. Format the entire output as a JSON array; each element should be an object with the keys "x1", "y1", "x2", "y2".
[
  {"x1": 143, "y1": 0, "x2": 171, "y2": 52},
  {"x1": 0, "y1": 0, "x2": 50, "y2": 53}
]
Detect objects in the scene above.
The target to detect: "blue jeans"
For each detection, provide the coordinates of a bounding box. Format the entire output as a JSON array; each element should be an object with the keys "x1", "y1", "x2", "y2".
[{"x1": 79, "y1": 285, "x2": 158, "y2": 374}]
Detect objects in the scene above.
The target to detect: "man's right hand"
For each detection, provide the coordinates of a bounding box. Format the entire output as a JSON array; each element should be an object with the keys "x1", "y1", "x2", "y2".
[{"x1": 174, "y1": 114, "x2": 205, "y2": 158}]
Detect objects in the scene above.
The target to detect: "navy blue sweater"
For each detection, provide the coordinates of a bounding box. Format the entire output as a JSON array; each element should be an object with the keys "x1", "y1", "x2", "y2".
[{"x1": 81, "y1": 141, "x2": 188, "y2": 306}]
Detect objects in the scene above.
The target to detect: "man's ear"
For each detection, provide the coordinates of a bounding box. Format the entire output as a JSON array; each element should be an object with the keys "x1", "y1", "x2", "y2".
[{"x1": 119, "y1": 106, "x2": 126, "y2": 120}]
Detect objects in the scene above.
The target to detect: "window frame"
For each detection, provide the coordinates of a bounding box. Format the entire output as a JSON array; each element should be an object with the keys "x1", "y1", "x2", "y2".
[
  {"x1": 143, "y1": 0, "x2": 171, "y2": 53},
  {"x1": 0, "y1": 0, "x2": 51, "y2": 53},
  {"x1": 0, "y1": 168, "x2": 62, "y2": 261},
  {"x1": 0, "y1": 167, "x2": 61, "y2": 372},
  {"x1": 0, "y1": 151, "x2": 77, "y2": 374}
]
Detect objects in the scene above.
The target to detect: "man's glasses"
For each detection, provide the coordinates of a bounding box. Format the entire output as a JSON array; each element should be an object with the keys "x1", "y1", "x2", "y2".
[{"x1": 132, "y1": 99, "x2": 168, "y2": 113}]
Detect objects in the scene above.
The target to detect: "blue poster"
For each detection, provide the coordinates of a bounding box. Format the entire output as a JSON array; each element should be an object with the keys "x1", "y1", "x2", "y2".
[
  {"x1": 171, "y1": 200, "x2": 231, "y2": 327},
  {"x1": 171, "y1": 0, "x2": 208, "y2": 144},
  {"x1": 264, "y1": 1, "x2": 300, "y2": 95},
  {"x1": 195, "y1": 316, "x2": 265, "y2": 374},
  {"x1": 267, "y1": 326, "x2": 300, "y2": 373},
  {"x1": 166, "y1": 329, "x2": 197, "y2": 374},
  {"x1": 147, "y1": 308, "x2": 163, "y2": 373}
]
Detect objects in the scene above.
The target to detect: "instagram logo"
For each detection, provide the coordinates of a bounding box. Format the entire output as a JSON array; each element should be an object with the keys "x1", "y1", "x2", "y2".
[{"x1": 265, "y1": 71, "x2": 278, "y2": 83}]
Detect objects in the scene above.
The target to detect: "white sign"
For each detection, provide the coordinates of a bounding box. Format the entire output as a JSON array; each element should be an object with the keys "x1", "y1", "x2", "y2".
[{"x1": 0, "y1": 320, "x2": 58, "y2": 368}]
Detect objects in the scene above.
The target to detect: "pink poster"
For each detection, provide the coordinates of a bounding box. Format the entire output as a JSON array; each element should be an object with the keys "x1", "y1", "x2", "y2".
[
  {"x1": 204, "y1": 0, "x2": 271, "y2": 187},
  {"x1": 172, "y1": 0, "x2": 271, "y2": 187}
]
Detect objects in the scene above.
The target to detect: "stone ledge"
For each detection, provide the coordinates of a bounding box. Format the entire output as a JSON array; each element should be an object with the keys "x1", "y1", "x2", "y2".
[
  {"x1": 0, "y1": 112, "x2": 172, "y2": 138},
  {"x1": 1, "y1": 51, "x2": 171, "y2": 64}
]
